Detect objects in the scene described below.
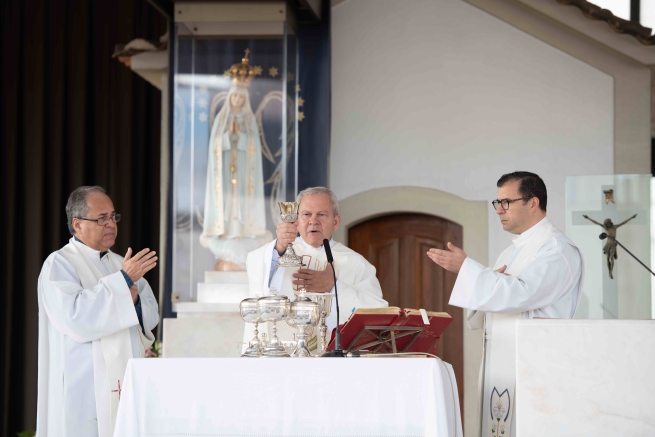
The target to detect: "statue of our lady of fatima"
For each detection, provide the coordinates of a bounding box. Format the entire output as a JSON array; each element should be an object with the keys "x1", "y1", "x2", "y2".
[{"x1": 200, "y1": 50, "x2": 270, "y2": 271}]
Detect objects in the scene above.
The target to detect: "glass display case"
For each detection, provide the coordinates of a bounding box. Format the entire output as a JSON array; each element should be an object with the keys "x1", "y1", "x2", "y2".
[
  {"x1": 172, "y1": 10, "x2": 298, "y2": 303},
  {"x1": 566, "y1": 174, "x2": 653, "y2": 319}
]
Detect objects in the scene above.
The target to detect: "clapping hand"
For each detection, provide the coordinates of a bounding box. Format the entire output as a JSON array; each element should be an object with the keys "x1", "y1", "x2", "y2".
[
  {"x1": 122, "y1": 248, "x2": 157, "y2": 283},
  {"x1": 426, "y1": 242, "x2": 467, "y2": 273}
]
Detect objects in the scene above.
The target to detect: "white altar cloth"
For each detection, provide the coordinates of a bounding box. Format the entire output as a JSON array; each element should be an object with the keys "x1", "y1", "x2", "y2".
[{"x1": 114, "y1": 357, "x2": 462, "y2": 437}]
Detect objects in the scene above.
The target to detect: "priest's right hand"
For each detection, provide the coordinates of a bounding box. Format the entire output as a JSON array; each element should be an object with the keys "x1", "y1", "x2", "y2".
[
  {"x1": 122, "y1": 247, "x2": 158, "y2": 283},
  {"x1": 275, "y1": 222, "x2": 298, "y2": 255}
]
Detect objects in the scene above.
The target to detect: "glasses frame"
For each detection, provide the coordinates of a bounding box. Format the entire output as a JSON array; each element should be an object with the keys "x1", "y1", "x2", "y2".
[
  {"x1": 77, "y1": 214, "x2": 121, "y2": 226},
  {"x1": 491, "y1": 198, "x2": 531, "y2": 211}
]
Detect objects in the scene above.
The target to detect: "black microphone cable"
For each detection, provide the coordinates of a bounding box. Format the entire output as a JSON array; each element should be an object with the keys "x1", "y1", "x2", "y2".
[{"x1": 321, "y1": 238, "x2": 345, "y2": 357}]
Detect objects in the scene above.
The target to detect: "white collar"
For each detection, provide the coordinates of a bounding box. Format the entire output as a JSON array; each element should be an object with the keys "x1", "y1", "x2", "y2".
[
  {"x1": 71, "y1": 236, "x2": 108, "y2": 260},
  {"x1": 299, "y1": 237, "x2": 335, "y2": 251},
  {"x1": 512, "y1": 216, "x2": 549, "y2": 247}
]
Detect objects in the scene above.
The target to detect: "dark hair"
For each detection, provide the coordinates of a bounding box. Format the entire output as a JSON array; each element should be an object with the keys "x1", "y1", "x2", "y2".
[{"x1": 496, "y1": 172, "x2": 547, "y2": 212}]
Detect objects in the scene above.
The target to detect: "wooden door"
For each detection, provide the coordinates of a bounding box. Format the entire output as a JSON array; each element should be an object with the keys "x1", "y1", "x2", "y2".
[{"x1": 349, "y1": 213, "x2": 464, "y2": 409}]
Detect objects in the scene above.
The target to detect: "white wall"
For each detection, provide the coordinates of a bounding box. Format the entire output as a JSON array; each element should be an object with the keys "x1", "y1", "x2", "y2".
[
  {"x1": 331, "y1": 0, "x2": 615, "y2": 434},
  {"x1": 331, "y1": 0, "x2": 614, "y2": 266}
]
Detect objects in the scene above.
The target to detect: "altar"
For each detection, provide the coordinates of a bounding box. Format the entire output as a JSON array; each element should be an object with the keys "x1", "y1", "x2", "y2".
[
  {"x1": 516, "y1": 319, "x2": 655, "y2": 436},
  {"x1": 114, "y1": 357, "x2": 463, "y2": 436}
]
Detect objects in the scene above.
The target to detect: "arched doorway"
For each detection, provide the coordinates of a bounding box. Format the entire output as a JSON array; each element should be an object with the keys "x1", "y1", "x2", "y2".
[{"x1": 349, "y1": 213, "x2": 464, "y2": 408}]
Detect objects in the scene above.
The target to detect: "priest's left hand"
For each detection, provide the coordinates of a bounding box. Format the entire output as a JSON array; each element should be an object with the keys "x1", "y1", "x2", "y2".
[
  {"x1": 427, "y1": 242, "x2": 467, "y2": 273},
  {"x1": 293, "y1": 264, "x2": 334, "y2": 293},
  {"x1": 130, "y1": 285, "x2": 139, "y2": 305}
]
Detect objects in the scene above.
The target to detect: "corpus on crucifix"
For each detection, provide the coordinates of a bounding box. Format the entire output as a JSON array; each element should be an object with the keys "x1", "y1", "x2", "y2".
[{"x1": 582, "y1": 214, "x2": 637, "y2": 279}]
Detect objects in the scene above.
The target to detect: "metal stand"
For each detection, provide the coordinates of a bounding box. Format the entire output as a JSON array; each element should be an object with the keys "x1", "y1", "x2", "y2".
[{"x1": 346, "y1": 326, "x2": 425, "y2": 354}]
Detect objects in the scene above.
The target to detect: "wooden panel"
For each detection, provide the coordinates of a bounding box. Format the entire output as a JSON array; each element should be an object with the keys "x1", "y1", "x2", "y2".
[
  {"x1": 417, "y1": 238, "x2": 443, "y2": 313},
  {"x1": 370, "y1": 238, "x2": 400, "y2": 307}
]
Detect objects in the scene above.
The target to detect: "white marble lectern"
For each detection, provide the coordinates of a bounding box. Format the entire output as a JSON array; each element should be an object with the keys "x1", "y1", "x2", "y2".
[{"x1": 516, "y1": 319, "x2": 655, "y2": 436}]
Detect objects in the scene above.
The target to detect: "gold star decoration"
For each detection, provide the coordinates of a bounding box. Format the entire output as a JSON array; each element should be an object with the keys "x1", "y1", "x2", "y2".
[
  {"x1": 298, "y1": 97, "x2": 305, "y2": 107},
  {"x1": 287, "y1": 73, "x2": 295, "y2": 82},
  {"x1": 295, "y1": 84, "x2": 301, "y2": 92},
  {"x1": 253, "y1": 65, "x2": 263, "y2": 76},
  {"x1": 268, "y1": 66, "x2": 279, "y2": 77},
  {"x1": 298, "y1": 111, "x2": 305, "y2": 122}
]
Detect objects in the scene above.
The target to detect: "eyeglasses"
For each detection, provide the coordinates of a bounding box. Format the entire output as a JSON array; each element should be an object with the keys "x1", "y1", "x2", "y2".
[
  {"x1": 491, "y1": 198, "x2": 530, "y2": 211},
  {"x1": 77, "y1": 214, "x2": 121, "y2": 226}
]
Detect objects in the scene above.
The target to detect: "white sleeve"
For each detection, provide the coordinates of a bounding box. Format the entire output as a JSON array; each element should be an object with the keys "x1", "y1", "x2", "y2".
[
  {"x1": 336, "y1": 258, "x2": 388, "y2": 323},
  {"x1": 39, "y1": 253, "x2": 139, "y2": 343},
  {"x1": 449, "y1": 240, "x2": 580, "y2": 313}
]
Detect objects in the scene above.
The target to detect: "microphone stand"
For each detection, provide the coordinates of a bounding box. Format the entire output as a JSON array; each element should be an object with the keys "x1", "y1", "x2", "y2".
[
  {"x1": 321, "y1": 238, "x2": 345, "y2": 357},
  {"x1": 599, "y1": 233, "x2": 655, "y2": 276}
]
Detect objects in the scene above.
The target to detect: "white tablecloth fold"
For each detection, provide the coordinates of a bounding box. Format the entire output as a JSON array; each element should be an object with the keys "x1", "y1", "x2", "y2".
[{"x1": 114, "y1": 357, "x2": 462, "y2": 437}]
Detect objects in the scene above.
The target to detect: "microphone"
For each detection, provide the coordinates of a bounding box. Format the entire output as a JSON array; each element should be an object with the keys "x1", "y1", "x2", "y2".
[
  {"x1": 321, "y1": 238, "x2": 345, "y2": 357},
  {"x1": 598, "y1": 233, "x2": 655, "y2": 276}
]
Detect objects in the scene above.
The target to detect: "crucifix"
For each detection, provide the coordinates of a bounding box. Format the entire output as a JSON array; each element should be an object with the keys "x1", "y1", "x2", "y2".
[
  {"x1": 582, "y1": 214, "x2": 637, "y2": 279},
  {"x1": 572, "y1": 185, "x2": 648, "y2": 318},
  {"x1": 111, "y1": 379, "x2": 122, "y2": 400}
]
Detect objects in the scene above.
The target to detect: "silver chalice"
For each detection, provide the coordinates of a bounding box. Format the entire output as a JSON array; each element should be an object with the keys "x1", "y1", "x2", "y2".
[
  {"x1": 239, "y1": 298, "x2": 263, "y2": 357},
  {"x1": 306, "y1": 293, "x2": 334, "y2": 355},
  {"x1": 257, "y1": 294, "x2": 291, "y2": 357},
  {"x1": 286, "y1": 289, "x2": 321, "y2": 357},
  {"x1": 277, "y1": 202, "x2": 304, "y2": 267}
]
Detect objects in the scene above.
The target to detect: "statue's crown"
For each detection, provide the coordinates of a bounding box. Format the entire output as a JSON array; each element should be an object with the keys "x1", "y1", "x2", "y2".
[{"x1": 228, "y1": 49, "x2": 256, "y2": 87}]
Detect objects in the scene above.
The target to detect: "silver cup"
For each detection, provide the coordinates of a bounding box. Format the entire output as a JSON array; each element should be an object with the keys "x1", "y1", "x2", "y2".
[
  {"x1": 277, "y1": 202, "x2": 304, "y2": 267},
  {"x1": 239, "y1": 298, "x2": 262, "y2": 357},
  {"x1": 286, "y1": 290, "x2": 321, "y2": 357},
  {"x1": 306, "y1": 293, "x2": 334, "y2": 355},
  {"x1": 257, "y1": 295, "x2": 291, "y2": 357}
]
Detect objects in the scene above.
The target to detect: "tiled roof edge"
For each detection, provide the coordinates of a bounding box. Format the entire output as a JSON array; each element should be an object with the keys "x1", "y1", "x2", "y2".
[{"x1": 557, "y1": 0, "x2": 655, "y2": 46}]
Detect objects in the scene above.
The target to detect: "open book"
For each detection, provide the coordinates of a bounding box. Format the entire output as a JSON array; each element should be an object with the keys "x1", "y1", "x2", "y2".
[{"x1": 327, "y1": 307, "x2": 452, "y2": 354}]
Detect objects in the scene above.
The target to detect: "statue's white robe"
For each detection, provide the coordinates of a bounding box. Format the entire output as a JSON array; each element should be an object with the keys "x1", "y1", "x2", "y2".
[
  {"x1": 36, "y1": 238, "x2": 158, "y2": 437},
  {"x1": 449, "y1": 218, "x2": 583, "y2": 437},
  {"x1": 244, "y1": 237, "x2": 388, "y2": 344}
]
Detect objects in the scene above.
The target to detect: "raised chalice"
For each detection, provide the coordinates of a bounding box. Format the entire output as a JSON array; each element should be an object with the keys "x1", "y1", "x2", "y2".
[
  {"x1": 277, "y1": 202, "x2": 304, "y2": 267},
  {"x1": 239, "y1": 298, "x2": 263, "y2": 357},
  {"x1": 286, "y1": 289, "x2": 321, "y2": 357}
]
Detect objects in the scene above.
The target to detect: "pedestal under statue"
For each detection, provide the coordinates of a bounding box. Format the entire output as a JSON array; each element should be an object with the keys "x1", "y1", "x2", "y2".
[{"x1": 201, "y1": 49, "x2": 271, "y2": 270}]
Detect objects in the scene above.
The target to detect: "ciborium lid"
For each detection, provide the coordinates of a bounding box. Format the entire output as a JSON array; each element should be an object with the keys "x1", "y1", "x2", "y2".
[
  {"x1": 257, "y1": 295, "x2": 290, "y2": 305},
  {"x1": 239, "y1": 297, "x2": 259, "y2": 308}
]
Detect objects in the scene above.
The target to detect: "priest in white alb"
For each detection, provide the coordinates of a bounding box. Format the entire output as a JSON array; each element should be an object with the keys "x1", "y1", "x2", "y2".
[
  {"x1": 427, "y1": 172, "x2": 584, "y2": 437},
  {"x1": 245, "y1": 187, "x2": 388, "y2": 344},
  {"x1": 37, "y1": 186, "x2": 159, "y2": 437}
]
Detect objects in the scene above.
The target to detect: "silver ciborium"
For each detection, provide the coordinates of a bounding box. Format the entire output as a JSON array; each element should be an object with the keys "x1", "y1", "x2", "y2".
[
  {"x1": 239, "y1": 298, "x2": 262, "y2": 357},
  {"x1": 306, "y1": 293, "x2": 334, "y2": 355},
  {"x1": 286, "y1": 289, "x2": 321, "y2": 357},
  {"x1": 277, "y1": 202, "x2": 304, "y2": 267},
  {"x1": 257, "y1": 294, "x2": 291, "y2": 357}
]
